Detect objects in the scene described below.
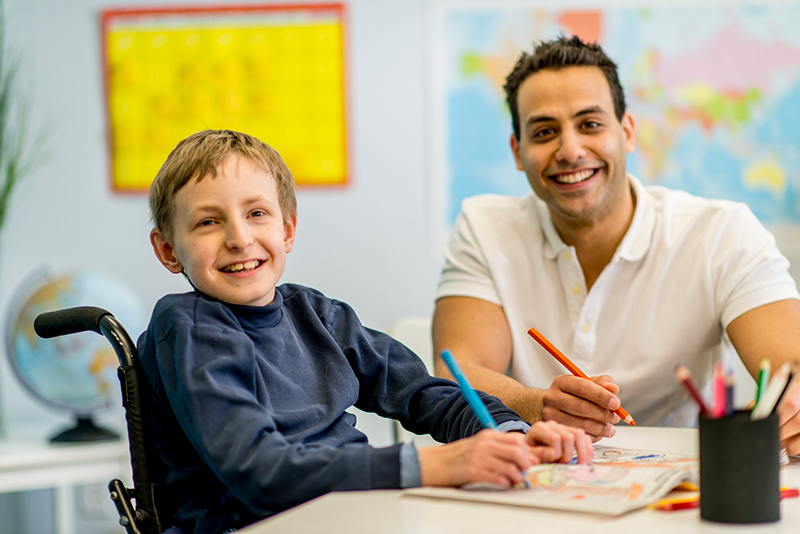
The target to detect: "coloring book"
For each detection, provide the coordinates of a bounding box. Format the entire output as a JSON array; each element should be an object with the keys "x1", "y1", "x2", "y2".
[{"x1": 403, "y1": 446, "x2": 698, "y2": 516}]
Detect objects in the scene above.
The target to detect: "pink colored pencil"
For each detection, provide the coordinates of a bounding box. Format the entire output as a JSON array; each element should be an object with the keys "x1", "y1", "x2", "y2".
[{"x1": 711, "y1": 362, "x2": 727, "y2": 418}]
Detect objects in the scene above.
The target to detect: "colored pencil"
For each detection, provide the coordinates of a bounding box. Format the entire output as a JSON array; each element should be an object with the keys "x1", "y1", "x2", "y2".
[
  {"x1": 772, "y1": 361, "x2": 798, "y2": 416},
  {"x1": 752, "y1": 362, "x2": 791, "y2": 420},
  {"x1": 674, "y1": 365, "x2": 709, "y2": 415},
  {"x1": 439, "y1": 349, "x2": 530, "y2": 487},
  {"x1": 439, "y1": 349, "x2": 497, "y2": 430},
  {"x1": 655, "y1": 488, "x2": 799, "y2": 512},
  {"x1": 725, "y1": 372, "x2": 735, "y2": 417},
  {"x1": 527, "y1": 326, "x2": 636, "y2": 426},
  {"x1": 655, "y1": 498, "x2": 699, "y2": 511},
  {"x1": 710, "y1": 362, "x2": 727, "y2": 418},
  {"x1": 755, "y1": 358, "x2": 771, "y2": 408}
]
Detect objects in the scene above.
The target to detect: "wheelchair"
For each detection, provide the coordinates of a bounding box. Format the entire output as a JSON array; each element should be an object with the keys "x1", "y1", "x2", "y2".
[{"x1": 34, "y1": 306, "x2": 171, "y2": 534}]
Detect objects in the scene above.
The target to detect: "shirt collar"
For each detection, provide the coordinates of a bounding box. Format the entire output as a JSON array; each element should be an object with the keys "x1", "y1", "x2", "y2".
[{"x1": 539, "y1": 173, "x2": 655, "y2": 262}]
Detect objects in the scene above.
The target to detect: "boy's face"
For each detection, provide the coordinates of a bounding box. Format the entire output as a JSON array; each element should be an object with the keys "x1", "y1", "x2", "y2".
[{"x1": 151, "y1": 154, "x2": 296, "y2": 307}]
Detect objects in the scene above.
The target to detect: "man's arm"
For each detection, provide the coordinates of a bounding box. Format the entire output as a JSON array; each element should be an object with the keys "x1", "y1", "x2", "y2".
[
  {"x1": 726, "y1": 298, "x2": 800, "y2": 455},
  {"x1": 432, "y1": 296, "x2": 540, "y2": 421},
  {"x1": 432, "y1": 296, "x2": 620, "y2": 438}
]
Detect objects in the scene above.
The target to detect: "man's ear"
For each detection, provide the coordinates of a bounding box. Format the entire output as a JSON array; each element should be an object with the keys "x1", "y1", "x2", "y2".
[
  {"x1": 622, "y1": 112, "x2": 636, "y2": 153},
  {"x1": 510, "y1": 133, "x2": 524, "y2": 171},
  {"x1": 284, "y1": 213, "x2": 297, "y2": 253},
  {"x1": 150, "y1": 229, "x2": 184, "y2": 274}
]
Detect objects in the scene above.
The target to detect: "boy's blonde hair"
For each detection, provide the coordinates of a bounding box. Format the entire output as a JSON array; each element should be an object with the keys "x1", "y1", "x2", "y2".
[{"x1": 149, "y1": 129, "x2": 297, "y2": 241}]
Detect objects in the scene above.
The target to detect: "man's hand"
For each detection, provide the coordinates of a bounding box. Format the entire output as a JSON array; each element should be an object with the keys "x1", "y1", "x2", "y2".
[
  {"x1": 778, "y1": 376, "x2": 800, "y2": 455},
  {"x1": 541, "y1": 375, "x2": 622, "y2": 441},
  {"x1": 726, "y1": 299, "x2": 800, "y2": 456},
  {"x1": 526, "y1": 420, "x2": 594, "y2": 464}
]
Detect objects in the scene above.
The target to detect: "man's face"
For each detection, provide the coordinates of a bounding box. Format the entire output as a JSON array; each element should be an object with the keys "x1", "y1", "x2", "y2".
[
  {"x1": 151, "y1": 154, "x2": 296, "y2": 307},
  {"x1": 510, "y1": 66, "x2": 635, "y2": 227}
]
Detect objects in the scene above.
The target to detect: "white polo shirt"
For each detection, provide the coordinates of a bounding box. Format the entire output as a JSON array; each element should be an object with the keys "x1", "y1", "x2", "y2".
[{"x1": 437, "y1": 175, "x2": 800, "y2": 427}]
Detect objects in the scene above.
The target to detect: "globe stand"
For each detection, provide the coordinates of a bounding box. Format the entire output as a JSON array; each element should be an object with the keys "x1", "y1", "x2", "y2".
[{"x1": 49, "y1": 415, "x2": 120, "y2": 443}]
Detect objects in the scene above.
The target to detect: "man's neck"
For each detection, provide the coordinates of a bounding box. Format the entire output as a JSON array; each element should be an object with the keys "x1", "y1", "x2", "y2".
[{"x1": 551, "y1": 184, "x2": 636, "y2": 291}]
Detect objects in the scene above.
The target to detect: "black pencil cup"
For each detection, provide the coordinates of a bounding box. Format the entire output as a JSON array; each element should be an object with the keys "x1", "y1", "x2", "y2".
[{"x1": 699, "y1": 410, "x2": 780, "y2": 523}]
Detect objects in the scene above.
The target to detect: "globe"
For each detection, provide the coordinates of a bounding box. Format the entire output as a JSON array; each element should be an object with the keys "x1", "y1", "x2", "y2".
[{"x1": 5, "y1": 268, "x2": 146, "y2": 442}]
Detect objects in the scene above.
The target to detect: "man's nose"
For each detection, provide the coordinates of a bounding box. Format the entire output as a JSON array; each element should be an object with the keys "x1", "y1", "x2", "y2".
[{"x1": 556, "y1": 129, "x2": 586, "y2": 163}]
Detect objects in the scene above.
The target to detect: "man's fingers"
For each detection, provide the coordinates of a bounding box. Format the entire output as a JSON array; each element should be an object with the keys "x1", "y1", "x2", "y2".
[
  {"x1": 777, "y1": 379, "x2": 800, "y2": 426},
  {"x1": 553, "y1": 375, "x2": 621, "y2": 414},
  {"x1": 591, "y1": 375, "x2": 620, "y2": 395},
  {"x1": 784, "y1": 433, "x2": 800, "y2": 456}
]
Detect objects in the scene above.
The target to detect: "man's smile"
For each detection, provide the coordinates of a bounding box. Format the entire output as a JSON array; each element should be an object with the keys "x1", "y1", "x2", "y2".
[{"x1": 548, "y1": 168, "x2": 598, "y2": 185}]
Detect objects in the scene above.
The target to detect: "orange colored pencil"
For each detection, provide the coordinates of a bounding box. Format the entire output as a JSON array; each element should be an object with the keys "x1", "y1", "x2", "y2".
[{"x1": 527, "y1": 326, "x2": 636, "y2": 426}]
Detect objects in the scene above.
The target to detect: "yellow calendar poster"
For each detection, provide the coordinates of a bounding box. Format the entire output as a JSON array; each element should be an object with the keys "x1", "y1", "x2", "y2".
[{"x1": 101, "y1": 4, "x2": 348, "y2": 191}]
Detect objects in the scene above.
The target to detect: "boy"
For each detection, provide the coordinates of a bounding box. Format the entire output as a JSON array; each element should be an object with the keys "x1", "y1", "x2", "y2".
[{"x1": 139, "y1": 129, "x2": 592, "y2": 534}]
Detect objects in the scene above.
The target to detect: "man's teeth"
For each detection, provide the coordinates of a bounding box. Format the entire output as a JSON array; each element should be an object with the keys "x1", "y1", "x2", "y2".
[
  {"x1": 552, "y1": 169, "x2": 595, "y2": 184},
  {"x1": 223, "y1": 260, "x2": 261, "y2": 273}
]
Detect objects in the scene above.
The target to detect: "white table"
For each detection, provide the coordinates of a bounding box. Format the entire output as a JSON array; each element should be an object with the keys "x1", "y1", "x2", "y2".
[
  {"x1": 0, "y1": 431, "x2": 131, "y2": 534},
  {"x1": 240, "y1": 426, "x2": 800, "y2": 534}
]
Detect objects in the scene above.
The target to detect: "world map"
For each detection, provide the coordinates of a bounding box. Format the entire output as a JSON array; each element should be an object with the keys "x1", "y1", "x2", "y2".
[{"x1": 438, "y1": 5, "x2": 800, "y2": 228}]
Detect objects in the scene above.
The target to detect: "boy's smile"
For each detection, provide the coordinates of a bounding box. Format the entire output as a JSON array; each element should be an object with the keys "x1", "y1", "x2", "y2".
[{"x1": 151, "y1": 154, "x2": 296, "y2": 307}]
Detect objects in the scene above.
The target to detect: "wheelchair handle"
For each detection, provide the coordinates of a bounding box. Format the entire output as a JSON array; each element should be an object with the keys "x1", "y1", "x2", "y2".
[
  {"x1": 34, "y1": 306, "x2": 111, "y2": 338},
  {"x1": 34, "y1": 306, "x2": 138, "y2": 368}
]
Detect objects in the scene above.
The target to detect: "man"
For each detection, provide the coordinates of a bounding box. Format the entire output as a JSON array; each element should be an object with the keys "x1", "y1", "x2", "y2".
[{"x1": 432, "y1": 35, "x2": 800, "y2": 454}]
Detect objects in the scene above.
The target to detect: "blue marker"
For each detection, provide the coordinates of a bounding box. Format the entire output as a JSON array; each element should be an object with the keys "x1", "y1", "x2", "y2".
[{"x1": 440, "y1": 349, "x2": 529, "y2": 487}]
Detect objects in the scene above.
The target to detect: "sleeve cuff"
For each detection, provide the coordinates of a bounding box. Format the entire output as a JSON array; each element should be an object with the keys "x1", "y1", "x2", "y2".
[
  {"x1": 497, "y1": 420, "x2": 530, "y2": 434},
  {"x1": 399, "y1": 442, "x2": 421, "y2": 488}
]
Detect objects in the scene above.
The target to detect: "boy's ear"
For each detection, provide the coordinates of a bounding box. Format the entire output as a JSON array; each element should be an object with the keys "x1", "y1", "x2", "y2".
[
  {"x1": 150, "y1": 229, "x2": 184, "y2": 274},
  {"x1": 284, "y1": 213, "x2": 297, "y2": 253}
]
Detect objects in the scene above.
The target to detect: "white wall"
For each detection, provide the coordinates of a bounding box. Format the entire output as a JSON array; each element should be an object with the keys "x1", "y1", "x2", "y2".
[{"x1": 0, "y1": 0, "x2": 440, "y2": 437}]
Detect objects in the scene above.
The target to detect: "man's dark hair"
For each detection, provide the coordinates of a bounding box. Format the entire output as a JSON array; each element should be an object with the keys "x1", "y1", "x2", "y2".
[{"x1": 504, "y1": 35, "x2": 626, "y2": 140}]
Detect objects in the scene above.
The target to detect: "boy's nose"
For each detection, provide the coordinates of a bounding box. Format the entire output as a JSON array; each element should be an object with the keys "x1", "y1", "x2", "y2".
[{"x1": 225, "y1": 219, "x2": 254, "y2": 250}]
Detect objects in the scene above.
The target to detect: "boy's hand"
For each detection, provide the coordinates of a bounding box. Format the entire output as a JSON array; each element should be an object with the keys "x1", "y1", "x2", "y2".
[
  {"x1": 418, "y1": 429, "x2": 533, "y2": 488},
  {"x1": 541, "y1": 374, "x2": 621, "y2": 441},
  {"x1": 525, "y1": 420, "x2": 593, "y2": 464}
]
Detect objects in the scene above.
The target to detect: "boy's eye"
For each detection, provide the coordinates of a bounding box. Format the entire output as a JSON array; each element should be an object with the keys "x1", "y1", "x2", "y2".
[
  {"x1": 250, "y1": 209, "x2": 266, "y2": 218},
  {"x1": 198, "y1": 219, "x2": 216, "y2": 227}
]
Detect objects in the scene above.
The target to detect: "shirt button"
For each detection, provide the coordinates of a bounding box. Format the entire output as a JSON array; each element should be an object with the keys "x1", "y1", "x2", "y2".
[
  {"x1": 571, "y1": 285, "x2": 581, "y2": 295},
  {"x1": 563, "y1": 252, "x2": 571, "y2": 261},
  {"x1": 581, "y1": 323, "x2": 590, "y2": 333}
]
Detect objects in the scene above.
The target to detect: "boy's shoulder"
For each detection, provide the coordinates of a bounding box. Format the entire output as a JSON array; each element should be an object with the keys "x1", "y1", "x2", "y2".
[
  {"x1": 277, "y1": 283, "x2": 359, "y2": 325},
  {"x1": 148, "y1": 291, "x2": 239, "y2": 332}
]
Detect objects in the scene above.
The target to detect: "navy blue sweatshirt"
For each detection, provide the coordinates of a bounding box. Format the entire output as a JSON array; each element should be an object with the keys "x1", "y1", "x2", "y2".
[{"x1": 137, "y1": 284, "x2": 522, "y2": 534}]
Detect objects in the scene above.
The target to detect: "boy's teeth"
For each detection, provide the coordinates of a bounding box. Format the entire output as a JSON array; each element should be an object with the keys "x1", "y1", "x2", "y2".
[
  {"x1": 223, "y1": 260, "x2": 260, "y2": 272},
  {"x1": 553, "y1": 169, "x2": 595, "y2": 184}
]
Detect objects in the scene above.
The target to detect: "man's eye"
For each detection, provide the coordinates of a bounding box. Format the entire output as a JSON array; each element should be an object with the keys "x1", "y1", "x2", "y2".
[
  {"x1": 532, "y1": 127, "x2": 555, "y2": 139},
  {"x1": 583, "y1": 120, "x2": 601, "y2": 130}
]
